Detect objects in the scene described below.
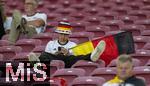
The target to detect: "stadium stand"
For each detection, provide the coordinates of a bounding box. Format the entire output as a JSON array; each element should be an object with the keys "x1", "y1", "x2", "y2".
[
  {"x1": 71, "y1": 76, "x2": 106, "y2": 86},
  {"x1": 1, "y1": 0, "x2": 150, "y2": 85}
]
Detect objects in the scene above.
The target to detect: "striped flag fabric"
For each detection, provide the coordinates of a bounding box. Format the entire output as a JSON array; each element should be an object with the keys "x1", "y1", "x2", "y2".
[{"x1": 71, "y1": 31, "x2": 135, "y2": 65}]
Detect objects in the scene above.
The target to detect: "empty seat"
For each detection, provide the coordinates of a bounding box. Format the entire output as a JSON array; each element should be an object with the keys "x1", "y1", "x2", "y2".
[
  {"x1": 112, "y1": 6, "x2": 131, "y2": 16},
  {"x1": 85, "y1": 7, "x2": 104, "y2": 16},
  {"x1": 71, "y1": 21, "x2": 87, "y2": 32},
  {"x1": 101, "y1": 20, "x2": 124, "y2": 31},
  {"x1": 11, "y1": 52, "x2": 29, "y2": 61},
  {"x1": 115, "y1": 15, "x2": 138, "y2": 25},
  {"x1": 50, "y1": 77, "x2": 67, "y2": 86},
  {"x1": 52, "y1": 68, "x2": 86, "y2": 85},
  {"x1": 50, "y1": 60, "x2": 65, "y2": 76},
  {"x1": 121, "y1": 25, "x2": 146, "y2": 36},
  {"x1": 145, "y1": 59, "x2": 150, "y2": 66},
  {"x1": 32, "y1": 33, "x2": 54, "y2": 45},
  {"x1": 131, "y1": 49, "x2": 150, "y2": 65},
  {"x1": 141, "y1": 5, "x2": 150, "y2": 11},
  {"x1": 110, "y1": 0, "x2": 127, "y2": 5},
  {"x1": 56, "y1": 8, "x2": 75, "y2": 16},
  {"x1": 133, "y1": 36, "x2": 150, "y2": 49},
  {"x1": 85, "y1": 25, "x2": 110, "y2": 38},
  {"x1": 32, "y1": 46, "x2": 46, "y2": 53},
  {"x1": 85, "y1": 0, "x2": 102, "y2": 7},
  {"x1": 90, "y1": 67, "x2": 116, "y2": 81},
  {"x1": 69, "y1": 32, "x2": 95, "y2": 43},
  {"x1": 133, "y1": 66, "x2": 150, "y2": 85},
  {"x1": 47, "y1": 13, "x2": 61, "y2": 22},
  {"x1": 71, "y1": 76, "x2": 106, "y2": 86},
  {"x1": 85, "y1": 16, "x2": 104, "y2": 26},
  {"x1": 98, "y1": 2, "x2": 115, "y2": 11},
  {"x1": 135, "y1": 19, "x2": 150, "y2": 29},
  {"x1": 15, "y1": 39, "x2": 42, "y2": 53},
  {"x1": 125, "y1": 2, "x2": 144, "y2": 10},
  {"x1": 71, "y1": 4, "x2": 87, "y2": 11},
  {"x1": 72, "y1": 60, "x2": 103, "y2": 76},
  {"x1": 0, "y1": 40, "x2": 11, "y2": 46},
  {"x1": 143, "y1": 43, "x2": 150, "y2": 50},
  {"x1": 70, "y1": 12, "x2": 86, "y2": 21},
  {"x1": 107, "y1": 58, "x2": 141, "y2": 67},
  {"x1": 128, "y1": 10, "x2": 149, "y2": 20},
  {"x1": 98, "y1": 11, "x2": 118, "y2": 20},
  {"x1": 141, "y1": 30, "x2": 150, "y2": 36},
  {"x1": 142, "y1": 0, "x2": 150, "y2": 5},
  {"x1": 0, "y1": 46, "x2": 22, "y2": 60}
]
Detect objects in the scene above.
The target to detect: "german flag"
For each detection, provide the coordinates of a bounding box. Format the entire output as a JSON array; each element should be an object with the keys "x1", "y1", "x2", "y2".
[{"x1": 71, "y1": 31, "x2": 135, "y2": 65}]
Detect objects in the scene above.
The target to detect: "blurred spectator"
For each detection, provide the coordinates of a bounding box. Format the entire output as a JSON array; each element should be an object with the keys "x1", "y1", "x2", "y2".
[
  {"x1": 0, "y1": 0, "x2": 12, "y2": 35},
  {"x1": 102, "y1": 54, "x2": 146, "y2": 86},
  {"x1": 8, "y1": 0, "x2": 47, "y2": 44},
  {"x1": 28, "y1": 22, "x2": 105, "y2": 68}
]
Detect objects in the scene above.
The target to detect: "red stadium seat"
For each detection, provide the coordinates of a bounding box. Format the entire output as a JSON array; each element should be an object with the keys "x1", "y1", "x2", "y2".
[
  {"x1": 98, "y1": 2, "x2": 115, "y2": 11},
  {"x1": 71, "y1": 76, "x2": 106, "y2": 86},
  {"x1": 85, "y1": 0, "x2": 102, "y2": 7},
  {"x1": 112, "y1": 6, "x2": 131, "y2": 16},
  {"x1": 125, "y1": 2, "x2": 144, "y2": 10},
  {"x1": 71, "y1": 21, "x2": 88, "y2": 32},
  {"x1": 50, "y1": 77, "x2": 67, "y2": 86},
  {"x1": 52, "y1": 68, "x2": 86, "y2": 85},
  {"x1": 143, "y1": 43, "x2": 150, "y2": 50},
  {"x1": 69, "y1": 32, "x2": 95, "y2": 43},
  {"x1": 15, "y1": 39, "x2": 42, "y2": 53},
  {"x1": 133, "y1": 36, "x2": 150, "y2": 49},
  {"x1": 108, "y1": 58, "x2": 141, "y2": 67},
  {"x1": 133, "y1": 66, "x2": 150, "y2": 85},
  {"x1": 32, "y1": 46, "x2": 46, "y2": 53},
  {"x1": 141, "y1": 30, "x2": 150, "y2": 36},
  {"x1": 12, "y1": 52, "x2": 29, "y2": 61},
  {"x1": 85, "y1": 7, "x2": 104, "y2": 16},
  {"x1": 98, "y1": 11, "x2": 118, "y2": 20},
  {"x1": 71, "y1": 4, "x2": 87, "y2": 11},
  {"x1": 32, "y1": 33, "x2": 54, "y2": 46},
  {"x1": 56, "y1": 8, "x2": 75, "y2": 16},
  {"x1": 0, "y1": 46, "x2": 22, "y2": 60},
  {"x1": 85, "y1": 16, "x2": 104, "y2": 26},
  {"x1": 85, "y1": 25, "x2": 110, "y2": 38},
  {"x1": 72, "y1": 60, "x2": 103, "y2": 76},
  {"x1": 135, "y1": 19, "x2": 150, "y2": 29},
  {"x1": 121, "y1": 25, "x2": 146, "y2": 36},
  {"x1": 145, "y1": 59, "x2": 150, "y2": 66},
  {"x1": 50, "y1": 60, "x2": 65, "y2": 76},
  {"x1": 115, "y1": 15, "x2": 138, "y2": 25},
  {"x1": 0, "y1": 40, "x2": 11, "y2": 47},
  {"x1": 128, "y1": 10, "x2": 149, "y2": 20},
  {"x1": 90, "y1": 67, "x2": 116, "y2": 81},
  {"x1": 101, "y1": 20, "x2": 124, "y2": 31},
  {"x1": 70, "y1": 12, "x2": 86, "y2": 21},
  {"x1": 131, "y1": 49, "x2": 150, "y2": 65}
]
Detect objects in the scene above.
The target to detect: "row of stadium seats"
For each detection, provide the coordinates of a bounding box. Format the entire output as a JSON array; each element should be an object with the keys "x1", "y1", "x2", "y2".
[{"x1": 50, "y1": 65, "x2": 150, "y2": 85}]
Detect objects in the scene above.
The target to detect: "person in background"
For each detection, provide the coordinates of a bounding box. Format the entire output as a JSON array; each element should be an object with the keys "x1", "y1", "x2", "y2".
[
  {"x1": 0, "y1": 0, "x2": 12, "y2": 39},
  {"x1": 8, "y1": 0, "x2": 47, "y2": 44},
  {"x1": 102, "y1": 54, "x2": 146, "y2": 86},
  {"x1": 28, "y1": 21, "x2": 105, "y2": 68}
]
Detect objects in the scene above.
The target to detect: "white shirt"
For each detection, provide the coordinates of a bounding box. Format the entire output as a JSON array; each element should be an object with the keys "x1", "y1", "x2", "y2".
[
  {"x1": 45, "y1": 40, "x2": 77, "y2": 55},
  {"x1": 22, "y1": 12, "x2": 47, "y2": 34},
  {"x1": 4, "y1": 17, "x2": 12, "y2": 31}
]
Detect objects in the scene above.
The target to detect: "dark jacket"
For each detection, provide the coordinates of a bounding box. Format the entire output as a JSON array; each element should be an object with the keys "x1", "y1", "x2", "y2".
[{"x1": 120, "y1": 76, "x2": 146, "y2": 86}]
